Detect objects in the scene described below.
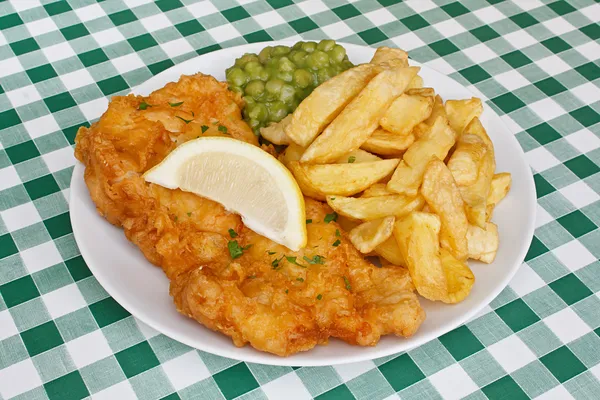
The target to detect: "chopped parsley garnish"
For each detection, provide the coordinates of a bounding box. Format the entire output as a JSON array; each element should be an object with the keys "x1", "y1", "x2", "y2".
[
  {"x1": 343, "y1": 276, "x2": 352, "y2": 291},
  {"x1": 267, "y1": 251, "x2": 277, "y2": 255},
  {"x1": 228, "y1": 229, "x2": 238, "y2": 238},
  {"x1": 286, "y1": 256, "x2": 306, "y2": 268},
  {"x1": 331, "y1": 197, "x2": 336, "y2": 200},
  {"x1": 348, "y1": 156, "x2": 356, "y2": 163},
  {"x1": 228, "y1": 240, "x2": 249, "y2": 259},
  {"x1": 316, "y1": 294, "x2": 322, "y2": 300},
  {"x1": 271, "y1": 256, "x2": 284, "y2": 269},
  {"x1": 336, "y1": 229, "x2": 341, "y2": 237},
  {"x1": 332, "y1": 239, "x2": 341, "y2": 247},
  {"x1": 169, "y1": 101, "x2": 184, "y2": 107},
  {"x1": 138, "y1": 101, "x2": 151, "y2": 110},
  {"x1": 187, "y1": 212, "x2": 192, "y2": 217},
  {"x1": 177, "y1": 116, "x2": 193, "y2": 124},
  {"x1": 324, "y1": 212, "x2": 338, "y2": 223},
  {"x1": 306, "y1": 219, "x2": 312, "y2": 224},
  {"x1": 285, "y1": 289, "x2": 289, "y2": 294},
  {"x1": 201, "y1": 125, "x2": 209, "y2": 133},
  {"x1": 296, "y1": 277, "x2": 304, "y2": 282},
  {"x1": 218, "y1": 125, "x2": 229, "y2": 134},
  {"x1": 174, "y1": 216, "x2": 178, "y2": 222},
  {"x1": 303, "y1": 255, "x2": 325, "y2": 265}
]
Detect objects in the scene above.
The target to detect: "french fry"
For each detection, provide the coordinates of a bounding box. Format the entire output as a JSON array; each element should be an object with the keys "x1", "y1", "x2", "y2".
[
  {"x1": 394, "y1": 212, "x2": 447, "y2": 301},
  {"x1": 387, "y1": 116, "x2": 456, "y2": 196},
  {"x1": 361, "y1": 128, "x2": 415, "y2": 156},
  {"x1": 279, "y1": 142, "x2": 305, "y2": 165},
  {"x1": 425, "y1": 95, "x2": 446, "y2": 126},
  {"x1": 406, "y1": 88, "x2": 435, "y2": 97},
  {"x1": 288, "y1": 159, "x2": 399, "y2": 199},
  {"x1": 335, "y1": 149, "x2": 382, "y2": 164},
  {"x1": 407, "y1": 75, "x2": 424, "y2": 89},
  {"x1": 327, "y1": 194, "x2": 425, "y2": 220},
  {"x1": 337, "y1": 215, "x2": 360, "y2": 232},
  {"x1": 421, "y1": 158, "x2": 469, "y2": 260},
  {"x1": 380, "y1": 93, "x2": 434, "y2": 136},
  {"x1": 374, "y1": 237, "x2": 406, "y2": 266},
  {"x1": 412, "y1": 123, "x2": 430, "y2": 140},
  {"x1": 486, "y1": 172, "x2": 512, "y2": 221},
  {"x1": 259, "y1": 114, "x2": 291, "y2": 145},
  {"x1": 301, "y1": 67, "x2": 420, "y2": 164},
  {"x1": 439, "y1": 248, "x2": 475, "y2": 303},
  {"x1": 361, "y1": 183, "x2": 394, "y2": 197},
  {"x1": 349, "y1": 216, "x2": 395, "y2": 253},
  {"x1": 458, "y1": 118, "x2": 495, "y2": 228},
  {"x1": 467, "y1": 222, "x2": 499, "y2": 263},
  {"x1": 285, "y1": 64, "x2": 380, "y2": 147},
  {"x1": 370, "y1": 47, "x2": 408, "y2": 66},
  {"x1": 447, "y1": 134, "x2": 488, "y2": 186},
  {"x1": 445, "y1": 98, "x2": 483, "y2": 136}
]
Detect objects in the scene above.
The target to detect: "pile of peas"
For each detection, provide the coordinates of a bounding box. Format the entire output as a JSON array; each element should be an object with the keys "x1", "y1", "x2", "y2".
[{"x1": 225, "y1": 40, "x2": 353, "y2": 135}]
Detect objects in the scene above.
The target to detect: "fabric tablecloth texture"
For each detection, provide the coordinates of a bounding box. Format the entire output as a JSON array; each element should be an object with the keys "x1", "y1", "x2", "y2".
[{"x1": 0, "y1": 0, "x2": 599, "y2": 399}]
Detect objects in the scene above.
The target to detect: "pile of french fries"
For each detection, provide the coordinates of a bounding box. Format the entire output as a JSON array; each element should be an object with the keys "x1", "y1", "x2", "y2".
[{"x1": 262, "y1": 47, "x2": 512, "y2": 304}]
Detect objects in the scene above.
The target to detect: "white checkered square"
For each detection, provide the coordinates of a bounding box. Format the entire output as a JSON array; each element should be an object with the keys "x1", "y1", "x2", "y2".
[
  {"x1": 262, "y1": 372, "x2": 312, "y2": 400},
  {"x1": 160, "y1": 38, "x2": 195, "y2": 59},
  {"x1": 473, "y1": 6, "x2": 505, "y2": 24},
  {"x1": 253, "y1": 11, "x2": 286, "y2": 30},
  {"x1": 25, "y1": 17, "x2": 59, "y2": 37},
  {"x1": 321, "y1": 22, "x2": 354, "y2": 41},
  {"x1": 111, "y1": 53, "x2": 145, "y2": 74},
  {"x1": 208, "y1": 25, "x2": 239, "y2": 43},
  {"x1": 1, "y1": 202, "x2": 42, "y2": 232},
  {"x1": 463, "y1": 44, "x2": 497, "y2": 64},
  {"x1": 0, "y1": 166, "x2": 20, "y2": 191},
  {"x1": 365, "y1": 9, "x2": 396, "y2": 26},
  {"x1": 553, "y1": 240, "x2": 596, "y2": 272},
  {"x1": 536, "y1": 55, "x2": 572, "y2": 76},
  {"x1": 406, "y1": 0, "x2": 437, "y2": 13},
  {"x1": 92, "y1": 381, "x2": 137, "y2": 400},
  {"x1": 536, "y1": 204, "x2": 554, "y2": 228},
  {"x1": 93, "y1": 27, "x2": 127, "y2": 47},
  {"x1": 0, "y1": 310, "x2": 19, "y2": 341},
  {"x1": 74, "y1": 3, "x2": 106, "y2": 23},
  {"x1": 544, "y1": 308, "x2": 591, "y2": 344},
  {"x1": 543, "y1": 17, "x2": 575, "y2": 36},
  {"x1": 296, "y1": 0, "x2": 329, "y2": 16},
  {"x1": 23, "y1": 114, "x2": 61, "y2": 139},
  {"x1": 185, "y1": 2, "x2": 219, "y2": 18},
  {"x1": 487, "y1": 335, "x2": 536, "y2": 373},
  {"x1": 42, "y1": 146, "x2": 77, "y2": 173},
  {"x1": 571, "y1": 82, "x2": 600, "y2": 105},
  {"x1": 494, "y1": 70, "x2": 530, "y2": 91},
  {"x1": 6, "y1": 85, "x2": 42, "y2": 108},
  {"x1": 60, "y1": 68, "x2": 95, "y2": 91},
  {"x1": 334, "y1": 360, "x2": 376, "y2": 382},
  {"x1": 162, "y1": 351, "x2": 211, "y2": 391},
  {"x1": 537, "y1": 385, "x2": 575, "y2": 400},
  {"x1": 561, "y1": 181, "x2": 599, "y2": 209},
  {"x1": 140, "y1": 14, "x2": 173, "y2": 33},
  {"x1": 43, "y1": 284, "x2": 87, "y2": 319},
  {"x1": 66, "y1": 330, "x2": 113, "y2": 369},
  {"x1": 528, "y1": 98, "x2": 566, "y2": 124},
  {"x1": 566, "y1": 129, "x2": 600, "y2": 154},
  {"x1": 79, "y1": 97, "x2": 109, "y2": 122},
  {"x1": 433, "y1": 19, "x2": 466, "y2": 38},
  {"x1": 429, "y1": 364, "x2": 478, "y2": 400},
  {"x1": 21, "y1": 241, "x2": 63, "y2": 274},
  {"x1": 504, "y1": 30, "x2": 537, "y2": 49},
  {"x1": 42, "y1": 42, "x2": 76, "y2": 63},
  {"x1": 525, "y1": 146, "x2": 561, "y2": 172},
  {"x1": 0, "y1": 359, "x2": 43, "y2": 399},
  {"x1": 510, "y1": 264, "x2": 546, "y2": 297},
  {"x1": 575, "y1": 41, "x2": 600, "y2": 62}
]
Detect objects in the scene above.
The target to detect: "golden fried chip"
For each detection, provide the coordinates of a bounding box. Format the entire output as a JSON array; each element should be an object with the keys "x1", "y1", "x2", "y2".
[
  {"x1": 327, "y1": 194, "x2": 425, "y2": 220},
  {"x1": 301, "y1": 67, "x2": 420, "y2": 164},
  {"x1": 349, "y1": 216, "x2": 395, "y2": 253},
  {"x1": 380, "y1": 93, "x2": 434, "y2": 136},
  {"x1": 285, "y1": 64, "x2": 380, "y2": 147},
  {"x1": 467, "y1": 222, "x2": 499, "y2": 263},
  {"x1": 406, "y1": 88, "x2": 435, "y2": 97},
  {"x1": 361, "y1": 183, "x2": 394, "y2": 197},
  {"x1": 486, "y1": 172, "x2": 512, "y2": 221},
  {"x1": 445, "y1": 98, "x2": 483, "y2": 136},
  {"x1": 447, "y1": 134, "x2": 488, "y2": 186},
  {"x1": 370, "y1": 47, "x2": 408, "y2": 66},
  {"x1": 394, "y1": 212, "x2": 447, "y2": 301},
  {"x1": 361, "y1": 128, "x2": 415, "y2": 156},
  {"x1": 259, "y1": 114, "x2": 292, "y2": 145},
  {"x1": 336, "y1": 149, "x2": 382, "y2": 164},
  {"x1": 421, "y1": 158, "x2": 469, "y2": 260},
  {"x1": 288, "y1": 158, "x2": 399, "y2": 199},
  {"x1": 387, "y1": 116, "x2": 456, "y2": 196},
  {"x1": 279, "y1": 142, "x2": 305, "y2": 165},
  {"x1": 374, "y1": 236, "x2": 406, "y2": 266},
  {"x1": 439, "y1": 248, "x2": 475, "y2": 303},
  {"x1": 425, "y1": 95, "x2": 446, "y2": 126},
  {"x1": 407, "y1": 75, "x2": 424, "y2": 89}
]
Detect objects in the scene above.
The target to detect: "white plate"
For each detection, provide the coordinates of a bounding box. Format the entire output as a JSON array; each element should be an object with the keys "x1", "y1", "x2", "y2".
[{"x1": 70, "y1": 41, "x2": 536, "y2": 366}]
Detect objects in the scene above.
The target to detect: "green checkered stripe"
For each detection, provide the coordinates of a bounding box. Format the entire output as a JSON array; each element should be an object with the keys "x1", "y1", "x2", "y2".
[{"x1": 0, "y1": 0, "x2": 598, "y2": 399}]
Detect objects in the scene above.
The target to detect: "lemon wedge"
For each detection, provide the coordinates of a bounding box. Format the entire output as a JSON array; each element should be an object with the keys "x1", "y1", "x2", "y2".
[{"x1": 143, "y1": 137, "x2": 307, "y2": 251}]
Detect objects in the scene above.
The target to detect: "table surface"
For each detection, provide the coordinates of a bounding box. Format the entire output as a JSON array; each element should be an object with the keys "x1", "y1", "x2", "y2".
[{"x1": 0, "y1": 0, "x2": 599, "y2": 399}]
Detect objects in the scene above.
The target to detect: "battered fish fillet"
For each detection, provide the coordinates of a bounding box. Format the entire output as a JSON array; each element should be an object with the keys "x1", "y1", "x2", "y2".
[{"x1": 75, "y1": 73, "x2": 425, "y2": 356}]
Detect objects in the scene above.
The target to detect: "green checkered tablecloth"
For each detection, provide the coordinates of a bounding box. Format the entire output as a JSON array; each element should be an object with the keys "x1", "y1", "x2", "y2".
[{"x1": 0, "y1": 0, "x2": 599, "y2": 399}]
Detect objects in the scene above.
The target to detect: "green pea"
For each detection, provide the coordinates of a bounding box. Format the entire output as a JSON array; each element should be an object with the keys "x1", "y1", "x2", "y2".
[
  {"x1": 342, "y1": 60, "x2": 353, "y2": 70},
  {"x1": 268, "y1": 101, "x2": 289, "y2": 122},
  {"x1": 266, "y1": 79, "x2": 284, "y2": 95},
  {"x1": 248, "y1": 103, "x2": 268, "y2": 121},
  {"x1": 290, "y1": 50, "x2": 307, "y2": 67},
  {"x1": 227, "y1": 67, "x2": 248, "y2": 87},
  {"x1": 276, "y1": 70, "x2": 293, "y2": 82},
  {"x1": 249, "y1": 118, "x2": 261, "y2": 130},
  {"x1": 317, "y1": 39, "x2": 335, "y2": 52},
  {"x1": 301, "y1": 42, "x2": 317, "y2": 53},
  {"x1": 244, "y1": 61, "x2": 261, "y2": 73},
  {"x1": 306, "y1": 50, "x2": 329, "y2": 70},
  {"x1": 245, "y1": 80, "x2": 265, "y2": 99},
  {"x1": 272, "y1": 45, "x2": 291, "y2": 56},
  {"x1": 293, "y1": 69, "x2": 313, "y2": 88},
  {"x1": 259, "y1": 69, "x2": 270, "y2": 81},
  {"x1": 235, "y1": 53, "x2": 259, "y2": 68},
  {"x1": 292, "y1": 42, "x2": 303, "y2": 50},
  {"x1": 266, "y1": 56, "x2": 280, "y2": 68},
  {"x1": 280, "y1": 84, "x2": 296, "y2": 104},
  {"x1": 328, "y1": 45, "x2": 346, "y2": 64},
  {"x1": 317, "y1": 67, "x2": 334, "y2": 84},
  {"x1": 279, "y1": 57, "x2": 295, "y2": 72},
  {"x1": 242, "y1": 96, "x2": 256, "y2": 106},
  {"x1": 258, "y1": 47, "x2": 272, "y2": 64},
  {"x1": 229, "y1": 86, "x2": 243, "y2": 94}
]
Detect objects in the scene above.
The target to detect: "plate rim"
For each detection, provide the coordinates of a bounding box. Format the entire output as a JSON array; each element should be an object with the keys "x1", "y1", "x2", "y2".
[{"x1": 70, "y1": 40, "x2": 537, "y2": 366}]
